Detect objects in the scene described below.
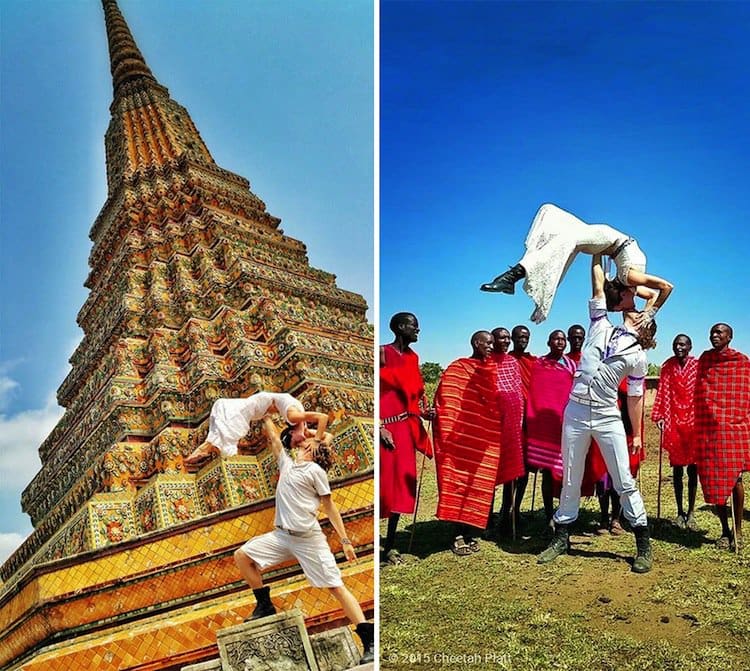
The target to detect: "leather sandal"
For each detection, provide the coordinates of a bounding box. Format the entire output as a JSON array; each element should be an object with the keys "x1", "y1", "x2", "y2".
[
  {"x1": 716, "y1": 535, "x2": 732, "y2": 550},
  {"x1": 451, "y1": 535, "x2": 472, "y2": 556},
  {"x1": 384, "y1": 548, "x2": 404, "y2": 565}
]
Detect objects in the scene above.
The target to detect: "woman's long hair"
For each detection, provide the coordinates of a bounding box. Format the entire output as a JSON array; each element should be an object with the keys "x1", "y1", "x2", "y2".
[{"x1": 637, "y1": 319, "x2": 658, "y2": 350}]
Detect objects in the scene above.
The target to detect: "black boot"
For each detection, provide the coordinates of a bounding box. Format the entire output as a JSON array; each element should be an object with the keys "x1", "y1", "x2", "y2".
[
  {"x1": 355, "y1": 621, "x2": 374, "y2": 664},
  {"x1": 537, "y1": 523, "x2": 570, "y2": 564},
  {"x1": 246, "y1": 586, "x2": 277, "y2": 620},
  {"x1": 480, "y1": 264, "x2": 526, "y2": 294},
  {"x1": 632, "y1": 525, "x2": 653, "y2": 573}
]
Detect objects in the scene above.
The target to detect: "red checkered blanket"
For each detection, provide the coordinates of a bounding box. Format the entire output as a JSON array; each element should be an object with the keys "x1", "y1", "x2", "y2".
[{"x1": 695, "y1": 348, "x2": 750, "y2": 504}]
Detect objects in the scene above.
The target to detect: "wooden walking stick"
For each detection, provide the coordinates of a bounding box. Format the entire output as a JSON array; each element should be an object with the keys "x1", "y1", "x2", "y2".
[
  {"x1": 530, "y1": 471, "x2": 538, "y2": 514},
  {"x1": 407, "y1": 418, "x2": 431, "y2": 554},
  {"x1": 511, "y1": 478, "x2": 517, "y2": 541},
  {"x1": 729, "y1": 484, "x2": 739, "y2": 555},
  {"x1": 656, "y1": 424, "x2": 664, "y2": 521}
]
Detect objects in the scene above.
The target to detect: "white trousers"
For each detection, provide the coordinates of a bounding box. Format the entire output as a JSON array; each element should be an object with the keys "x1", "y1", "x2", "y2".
[{"x1": 554, "y1": 400, "x2": 647, "y2": 527}]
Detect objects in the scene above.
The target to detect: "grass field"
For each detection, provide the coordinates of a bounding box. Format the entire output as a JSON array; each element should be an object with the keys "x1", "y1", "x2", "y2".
[{"x1": 379, "y1": 420, "x2": 750, "y2": 671}]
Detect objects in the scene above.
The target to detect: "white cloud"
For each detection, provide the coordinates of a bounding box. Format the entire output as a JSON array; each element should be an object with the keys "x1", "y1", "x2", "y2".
[
  {"x1": 0, "y1": 377, "x2": 19, "y2": 410},
  {"x1": 0, "y1": 532, "x2": 30, "y2": 565},
  {"x1": 0, "y1": 393, "x2": 64, "y2": 496}
]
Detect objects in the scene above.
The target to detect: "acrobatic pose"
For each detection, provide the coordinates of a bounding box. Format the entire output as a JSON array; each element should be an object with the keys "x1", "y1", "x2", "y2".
[
  {"x1": 185, "y1": 391, "x2": 330, "y2": 466},
  {"x1": 537, "y1": 254, "x2": 656, "y2": 573},
  {"x1": 480, "y1": 203, "x2": 673, "y2": 324},
  {"x1": 234, "y1": 417, "x2": 374, "y2": 663}
]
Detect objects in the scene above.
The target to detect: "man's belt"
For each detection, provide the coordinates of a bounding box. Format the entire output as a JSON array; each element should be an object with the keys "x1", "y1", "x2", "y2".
[
  {"x1": 380, "y1": 411, "x2": 410, "y2": 425},
  {"x1": 569, "y1": 394, "x2": 609, "y2": 408},
  {"x1": 610, "y1": 237, "x2": 634, "y2": 260},
  {"x1": 275, "y1": 526, "x2": 317, "y2": 538}
]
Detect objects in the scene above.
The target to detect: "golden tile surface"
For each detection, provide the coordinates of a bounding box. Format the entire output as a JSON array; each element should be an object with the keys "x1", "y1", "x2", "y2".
[{"x1": 14, "y1": 561, "x2": 373, "y2": 671}]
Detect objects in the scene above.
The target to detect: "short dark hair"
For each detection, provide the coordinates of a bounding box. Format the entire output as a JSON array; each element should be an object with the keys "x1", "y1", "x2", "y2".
[
  {"x1": 712, "y1": 322, "x2": 733, "y2": 338},
  {"x1": 389, "y1": 312, "x2": 416, "y2": 334},
  {"x1": 673, "y1": 333, "x2": 692, "y2": 347},
  {"x1": 280, "y1": 426, "x2": 293, "y2": 450},
  {"x1": 471, "y1": 330, "x2": 490, "y2": 347},
  {"x1": 603, "y1": 278, "x2": 627, "y2": 311}
]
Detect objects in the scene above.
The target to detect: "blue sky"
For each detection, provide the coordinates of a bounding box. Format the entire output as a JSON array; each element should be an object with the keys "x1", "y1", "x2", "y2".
[
  {"x1": 0, "y1": 0, "x2": 373, "y2": 562},
  {"x1": 381, "y1": 1, "x2": 750, "y2": 369}
]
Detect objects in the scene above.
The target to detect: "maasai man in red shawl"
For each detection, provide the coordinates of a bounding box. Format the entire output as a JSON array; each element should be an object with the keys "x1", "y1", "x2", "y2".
[
  {"x1": 496, "y1": 325, "x2": 536, "y2": 532},
  {"x1": 434, "y1": 331, "x2": 503, "y2": 555},
  {"x1": 566, "y1": 324, "x2": 586, "y2": 366},
  {"x1": 651, "y1": 334, "x2": 699, "y2": 530},
  {"x1": 695, "y1": 323, "x2": 750, "y2": 551},
  {"x1": 526, "y1": 330, "x2": 577, "y2": 524},
  {"x1": 488, "y1": 327, "x2": 527, "y2": 534},
  {"x1": 380, "y1": 312, "x2": 434, "y2": 564}
]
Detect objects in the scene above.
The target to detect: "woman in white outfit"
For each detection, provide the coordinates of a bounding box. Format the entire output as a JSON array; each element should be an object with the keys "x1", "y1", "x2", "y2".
[
  {"x1": 480, "y1": 203, "x2": 673, "y2": 324},
  {"x1": 185, "y1": 391, "x2": 331, "y2": 465}
]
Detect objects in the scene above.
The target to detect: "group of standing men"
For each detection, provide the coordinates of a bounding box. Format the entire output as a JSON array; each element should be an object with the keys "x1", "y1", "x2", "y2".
[{"x1": 380, "y1": 255, "x2": 750, "y2": 571}]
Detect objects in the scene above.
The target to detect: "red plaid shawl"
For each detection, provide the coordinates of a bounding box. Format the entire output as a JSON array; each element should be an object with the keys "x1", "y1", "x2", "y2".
[
  {"x1": 490, "y1": 352, "x2": 526, "y2": 485},
  {"x1": 651, "y1": 356, "x2": 697, "y2": 466},
  {"x1": 695, "y1": 348, "x2": 750, "y2": 504},
  {"x1": 434, "y1": 357, "x2": 504, "y2": 528}
]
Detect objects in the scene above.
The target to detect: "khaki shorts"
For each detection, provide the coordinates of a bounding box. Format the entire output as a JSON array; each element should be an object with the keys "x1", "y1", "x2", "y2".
[{"x1": 239, "y1": 528, "x2": 343, "y2": 588}]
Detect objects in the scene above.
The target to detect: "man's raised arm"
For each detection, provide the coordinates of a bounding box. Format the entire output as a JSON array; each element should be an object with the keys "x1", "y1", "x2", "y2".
[
  {"x1": 626, "y1": 394, "x2": 645, "y2": 454},
  {"x1": 591, "y1": 254, "x2": 605, "y2": 299},
  {"x1": 262, "y1": 417, "x2": 284, "y2": 460}
]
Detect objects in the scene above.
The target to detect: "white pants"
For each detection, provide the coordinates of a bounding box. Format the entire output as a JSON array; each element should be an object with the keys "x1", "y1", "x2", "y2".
[
  {"x1": 239, "y1": 529, "x2": 343, "y2": 588},
  {"x1": 554, "y1": 400, "x2": 647, "y2": 527}
]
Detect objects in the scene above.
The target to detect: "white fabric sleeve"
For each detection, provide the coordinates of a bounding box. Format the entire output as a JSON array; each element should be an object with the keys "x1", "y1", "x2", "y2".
[
  {"x1": 277, "y1": 446, "x2": 292, "y2": 474},
  {"x1": 310, "y1": 465, "x2": 332, "y2": 497},
  {"x1": 588, "y1": 297, "x2": 607, "y2": 321},
  {"x1": 626, "y1": 353, "x2": 647, "y2": 396}
]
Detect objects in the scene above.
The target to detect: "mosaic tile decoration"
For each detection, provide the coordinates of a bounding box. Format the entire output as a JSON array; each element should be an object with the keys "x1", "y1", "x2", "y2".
[
  {"x1": 134, "y1": 479, "x2": 162, "y2": 534},
  {"x1": 195, "y1": 464, "x2": 230, "y2": 515},
  {"x1": 155, "y1": 477, "x2": 201, "y2": 527},
  {"x1": 0, "y1": 480, "x2": 373, "y2": 668},
  {"x1": 223, "y1": 459, "x2": 270, "y2": 507},
  {"x1": 87, "y1": 493, "x2": 138, "y2": 548},
  {"x1": 328, "y1": 419, "x2": 374, "y2": 480}
]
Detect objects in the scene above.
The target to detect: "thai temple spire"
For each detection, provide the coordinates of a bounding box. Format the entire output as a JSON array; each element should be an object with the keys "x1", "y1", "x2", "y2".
[
  {"x1": 102, "y1": 0, "x2": 157, "y2": 95},
  {"x1": 100, "y1": 0, "x2": 222, "y2": 190}
]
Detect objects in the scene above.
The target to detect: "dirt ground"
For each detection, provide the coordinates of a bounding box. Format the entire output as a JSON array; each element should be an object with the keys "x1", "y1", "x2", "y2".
[{"x1": 379, "y1": 421, "x2": 750, "y2": 671}]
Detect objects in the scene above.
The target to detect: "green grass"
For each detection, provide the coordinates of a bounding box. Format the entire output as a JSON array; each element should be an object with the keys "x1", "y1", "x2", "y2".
[{"x1": 380, "y1": 421, "x2": 750, "y2": 671}]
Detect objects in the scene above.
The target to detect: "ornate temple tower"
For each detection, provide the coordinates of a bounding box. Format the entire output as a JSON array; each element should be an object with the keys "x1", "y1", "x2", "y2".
[{"x1": 0, "y1": 2, "x2": 374, "y2": 669}]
